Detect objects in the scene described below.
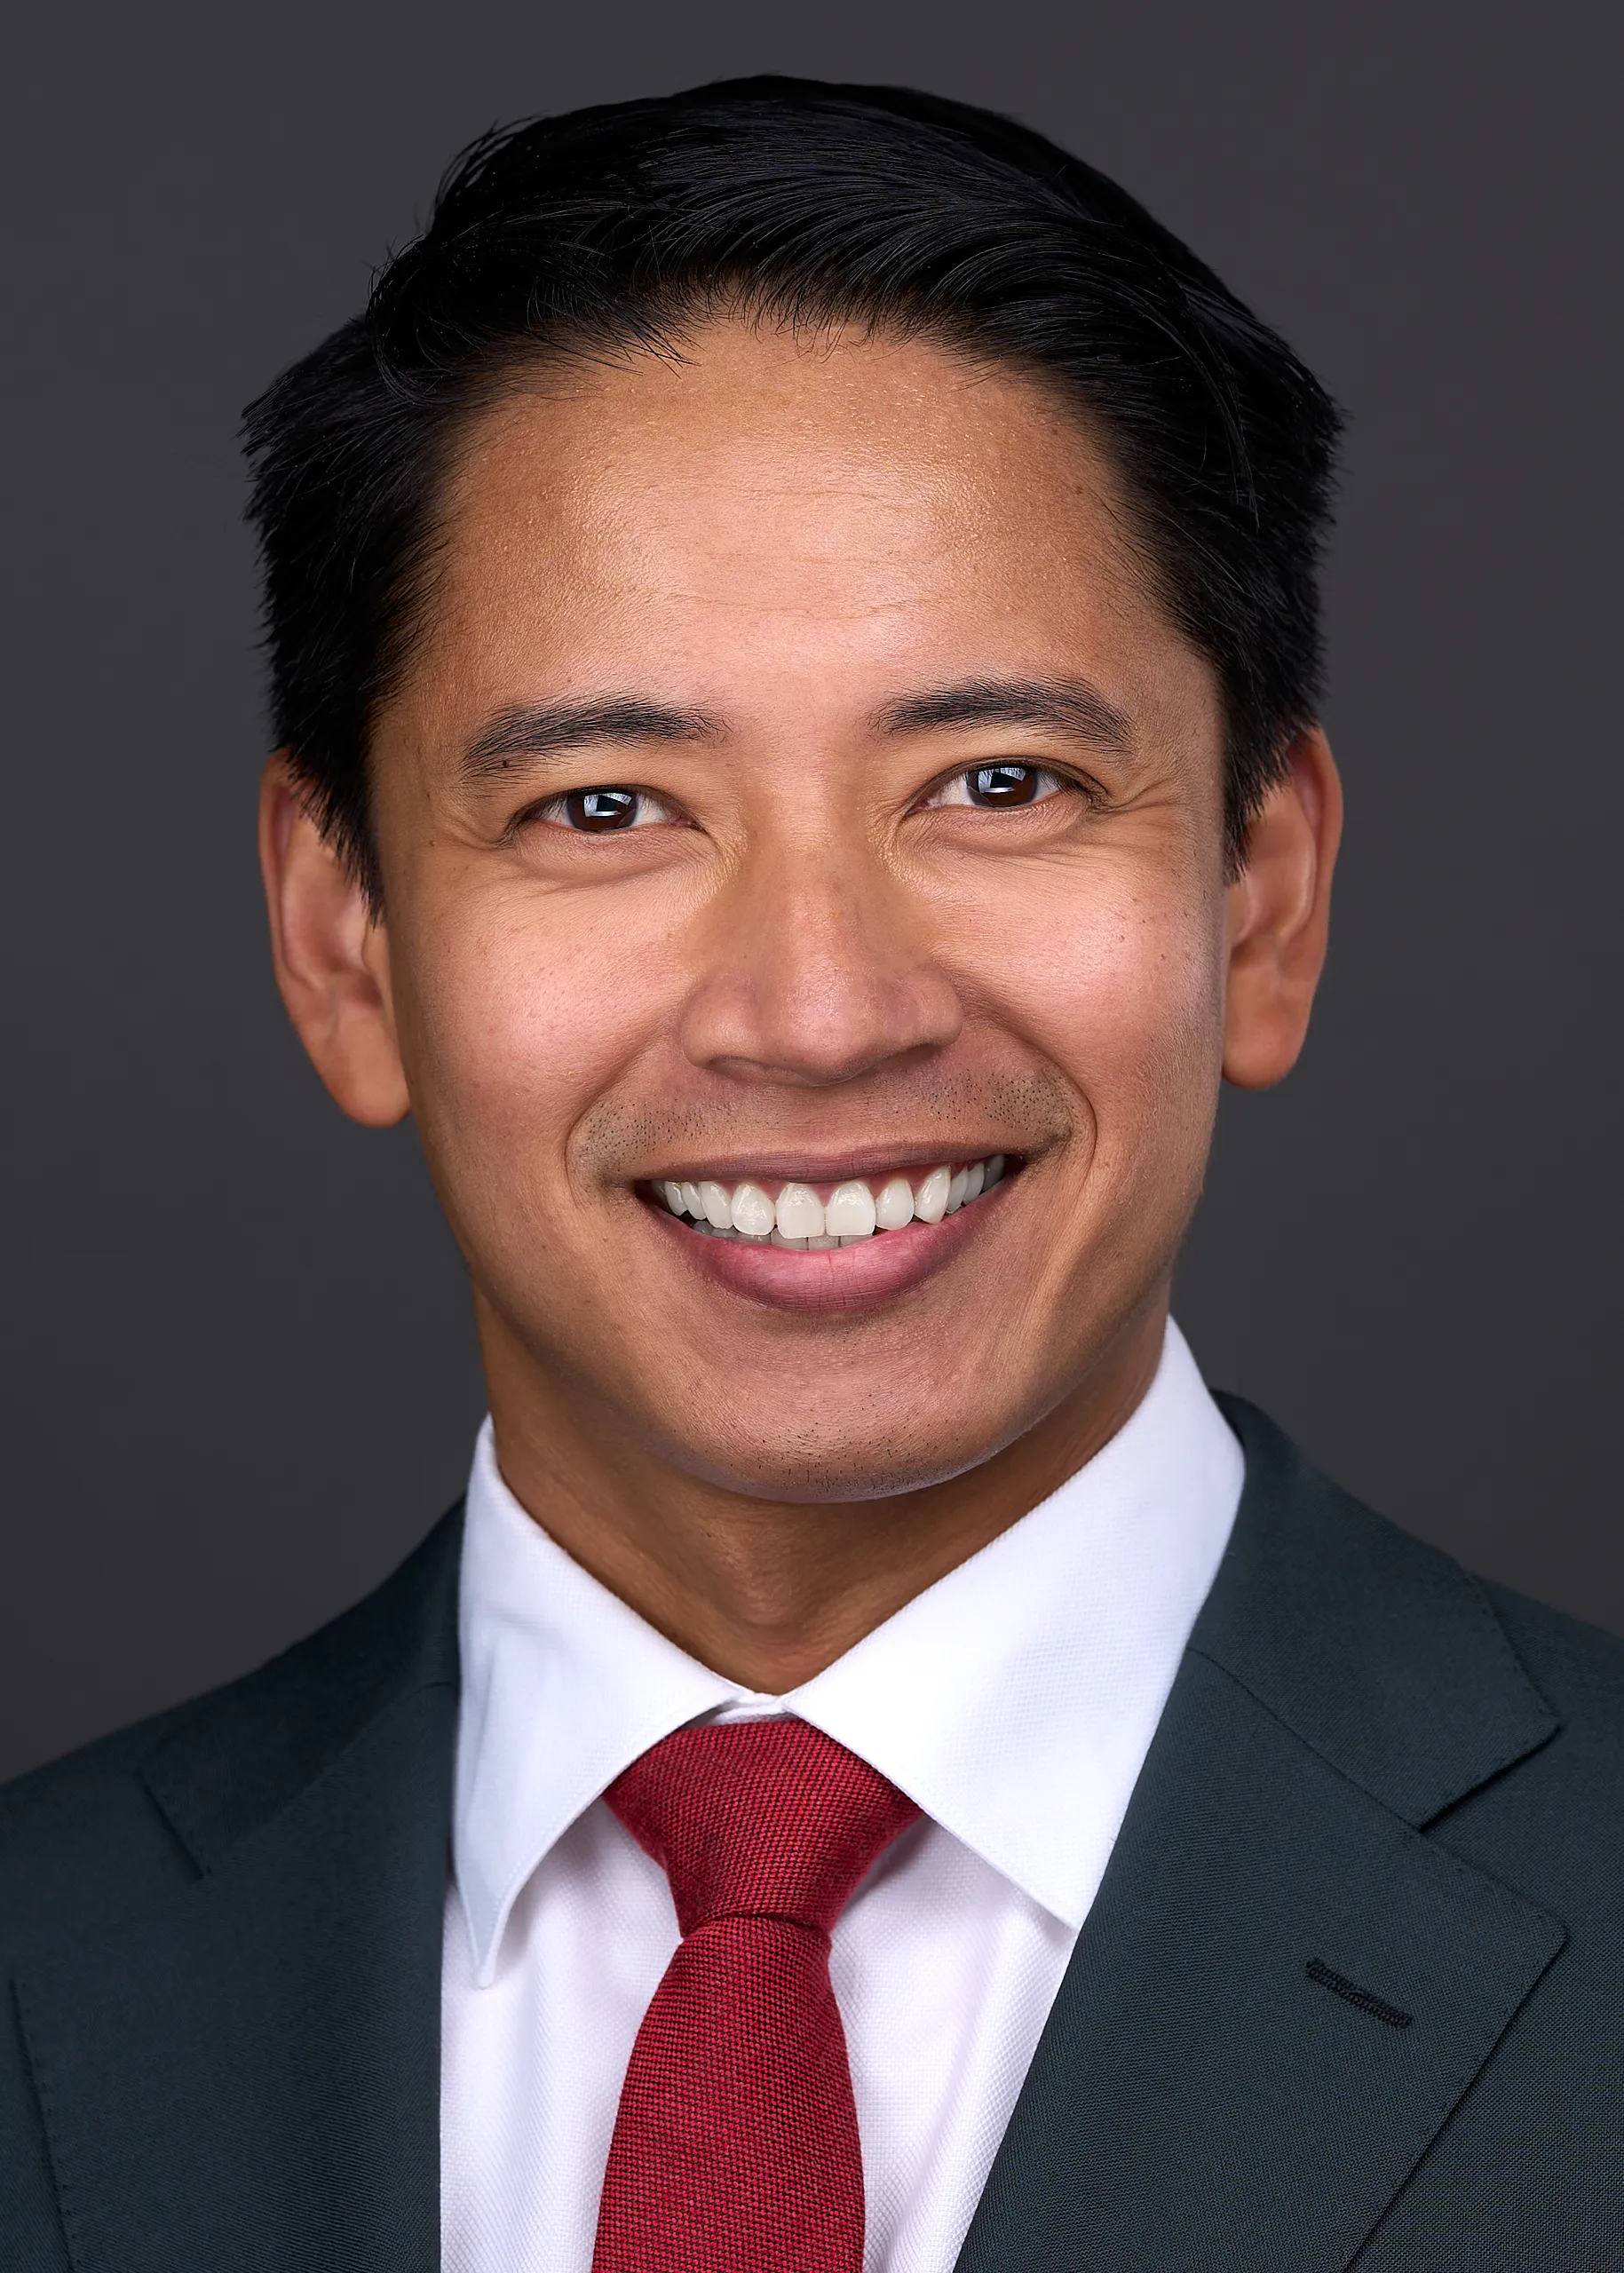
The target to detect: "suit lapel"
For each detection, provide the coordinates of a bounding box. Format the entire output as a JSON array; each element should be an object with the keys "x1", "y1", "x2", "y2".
[
  {"x1": 16, "y1": 1513, "x2": 462, "y2": 2273},
  {"x1": 13, "y1": 1412, "x2": 1570, "y2": 2271},
  {"x1": 955, "y1": 1403, "x2": 1565, "y2": 2273}
]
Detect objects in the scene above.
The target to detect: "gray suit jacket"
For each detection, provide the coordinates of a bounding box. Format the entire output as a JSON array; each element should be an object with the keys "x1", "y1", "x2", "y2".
[{"x1": 3, "y1": 1399, "x2": 1621, "y2": 2268}]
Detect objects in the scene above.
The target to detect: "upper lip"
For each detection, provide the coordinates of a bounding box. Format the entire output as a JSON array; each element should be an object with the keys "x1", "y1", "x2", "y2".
[{"x1": 634, "y1": 1144, "x2": 1023, "y2": 1186}]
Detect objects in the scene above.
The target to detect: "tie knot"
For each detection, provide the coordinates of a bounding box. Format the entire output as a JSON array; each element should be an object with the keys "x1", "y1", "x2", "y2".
[{"x1": 605, "y1": 1717, "x2": 920, "y2": 1937}]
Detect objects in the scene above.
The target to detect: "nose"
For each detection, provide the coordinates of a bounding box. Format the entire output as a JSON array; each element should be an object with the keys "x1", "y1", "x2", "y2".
[{"x1": 677, "y1": 841, "x2": 963, "y2": 1088}]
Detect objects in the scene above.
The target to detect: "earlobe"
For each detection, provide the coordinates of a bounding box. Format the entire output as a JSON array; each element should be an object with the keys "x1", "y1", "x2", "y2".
[
  {"x1": 1221, "y1": 725, "x2": 1343, "y2": 1091},
  {"x1": 257, "y1": 756, "x2": 412, "y2": 1127}
]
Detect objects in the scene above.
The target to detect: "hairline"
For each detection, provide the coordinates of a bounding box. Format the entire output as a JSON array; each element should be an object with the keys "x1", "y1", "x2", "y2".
[{"x1": 338, "y1": 302, "x2": 1246, "y2": 907}]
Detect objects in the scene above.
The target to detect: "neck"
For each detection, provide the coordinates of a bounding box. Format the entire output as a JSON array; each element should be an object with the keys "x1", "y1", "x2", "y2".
[{"x1": 477, "y1": 1294, "x2": 1168, "y2": 1693}]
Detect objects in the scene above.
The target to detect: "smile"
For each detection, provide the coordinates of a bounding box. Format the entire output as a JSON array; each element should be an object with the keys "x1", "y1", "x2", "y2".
[{"x1": 652, "y1": 1156, "x2": 1009, "y2": 1246}]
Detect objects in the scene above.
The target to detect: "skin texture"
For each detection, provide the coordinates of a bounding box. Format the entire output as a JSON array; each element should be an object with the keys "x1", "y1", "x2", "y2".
[{"x1": 261, "y1": 321, "x2": 1341, "y2": 1690}]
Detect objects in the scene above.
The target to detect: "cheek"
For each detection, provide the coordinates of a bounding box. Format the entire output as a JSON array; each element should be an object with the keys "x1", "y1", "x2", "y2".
[
  {"x1": 956, "y1": 859, "x2": 1225, "y2": 1152},
  {"x1": 388, "y1": 876, "x2": 678, "y2": 1176}
]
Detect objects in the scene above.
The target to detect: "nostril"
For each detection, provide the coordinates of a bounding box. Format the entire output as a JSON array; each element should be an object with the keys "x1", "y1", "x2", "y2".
[
  {"x1": 698, "y1": 1040, "x2": 952, "y2": 1091},
  {"x1": 677, "y1": 943, "x2": 963, "y2": 1089}
]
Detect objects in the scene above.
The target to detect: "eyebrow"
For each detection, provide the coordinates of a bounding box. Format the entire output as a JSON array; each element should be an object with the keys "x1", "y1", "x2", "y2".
[
  {"x1": 871, "y1": 677, "x2": 1135, "y2": 756},
  {"x1": 457, "y1": 674, "x2": 1135, "y2": 782},
  {"x1": 458, "y1": 698, "x2": 723, "y2": 780}
]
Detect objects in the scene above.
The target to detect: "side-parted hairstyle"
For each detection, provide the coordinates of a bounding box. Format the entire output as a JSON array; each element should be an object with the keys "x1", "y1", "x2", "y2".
[{"x1": 244, "y1": 75, "x2": 1340, "y2": 899}]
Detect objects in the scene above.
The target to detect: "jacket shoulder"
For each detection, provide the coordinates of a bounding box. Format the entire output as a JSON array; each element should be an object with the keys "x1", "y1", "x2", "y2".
[
  {"x1": 1210, "y1": 1398, "x2": 1624, "y2": 1845},
  {"x1": 0, "y1": 1509, "x2": 463, "y2": 1962},
  {"x1": 1477, "y1": 1576, "x2": 1624, "y2": 1727},
  {"x1": 0, "y1": 1700, "x2": 202, "y2": 1953},
  {"x1": 1452, "y1": 1575, "x2": 1624, "y2": 1892}
]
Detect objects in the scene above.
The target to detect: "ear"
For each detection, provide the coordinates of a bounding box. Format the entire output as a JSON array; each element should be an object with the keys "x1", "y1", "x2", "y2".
[
  {"x1": 257, "y1": 756, "x2": 411, "y2": 1127},
  {"x1": 1222, "y1": 725, "x2": 1343, "y2": 1090}
]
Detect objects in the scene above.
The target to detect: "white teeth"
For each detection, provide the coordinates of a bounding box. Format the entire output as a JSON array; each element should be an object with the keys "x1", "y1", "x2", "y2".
[
  {"x1": 875, "y1": 1176, "x2": 915, "y2": 1232},
  {"x1": 660, "y1": 1155, "x2": 1010, "y2": 1241},
  {"x1": 913, "y1": 1166, "x2": 952, "y2": 1224},
  {"x1": 825, "y1": 1180, "x2": 877, "y2": 1239},
  {"x1": 774, "y1": 1183, "x2": 826, "y2": 1240},
  {"x1": 730, "y1": 1181, "x2": 776, "y2": 1239}
]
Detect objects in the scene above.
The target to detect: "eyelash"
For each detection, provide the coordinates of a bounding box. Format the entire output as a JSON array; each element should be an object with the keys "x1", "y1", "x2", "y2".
[
  {"x1": 920, "y1": 763, "x2": 1077, "y2": 812},
  {"x1": 518, "y1": 762, "x2": 1088, "y2": 837},
  {"x1": 520, "y1": 787, "x2": 678, "y2": 836}
]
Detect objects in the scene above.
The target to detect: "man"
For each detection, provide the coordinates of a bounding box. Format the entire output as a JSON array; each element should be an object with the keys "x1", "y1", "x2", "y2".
[{"x1": 2, "y1": 75, "x2": 1619, "y2": 2272}]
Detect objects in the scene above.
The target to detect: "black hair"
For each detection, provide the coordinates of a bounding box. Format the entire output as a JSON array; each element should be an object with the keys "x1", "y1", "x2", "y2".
[{"x1": 243, "y1": 75, "x2": 1340, "y2": 898}]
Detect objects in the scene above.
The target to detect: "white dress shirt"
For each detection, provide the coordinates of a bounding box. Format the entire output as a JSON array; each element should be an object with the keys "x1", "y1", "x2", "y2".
[{"x1": 441, "y1": 1319, "x2": 1243, "y2": 2273}]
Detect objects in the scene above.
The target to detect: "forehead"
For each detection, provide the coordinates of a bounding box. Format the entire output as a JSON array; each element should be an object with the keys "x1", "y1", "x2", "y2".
[{"x1": 409, "y1": 320, "x2": 1207, "y2": 724}]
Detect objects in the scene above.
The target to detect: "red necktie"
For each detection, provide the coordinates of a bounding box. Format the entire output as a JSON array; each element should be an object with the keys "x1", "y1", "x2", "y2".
[{"x1": 591, "y1": 1716, "x2": 921, "y2": 2273}]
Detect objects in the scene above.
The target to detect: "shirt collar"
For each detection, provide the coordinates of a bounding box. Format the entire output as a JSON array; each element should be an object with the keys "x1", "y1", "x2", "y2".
[{"x1": 453, "y1": 1319, "x2": 1241, "y2": 1982}]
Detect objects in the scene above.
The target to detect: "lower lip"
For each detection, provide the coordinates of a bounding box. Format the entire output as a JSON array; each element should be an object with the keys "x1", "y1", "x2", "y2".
[{"x1": 646, "y1": 1186, "x2": 1008, "y2": 1312}]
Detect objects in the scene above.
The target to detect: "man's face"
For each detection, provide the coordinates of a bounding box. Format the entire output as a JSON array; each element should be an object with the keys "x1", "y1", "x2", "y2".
[{"x1": 361, "y1": 322, "x2": 1237, "y2": 1501}]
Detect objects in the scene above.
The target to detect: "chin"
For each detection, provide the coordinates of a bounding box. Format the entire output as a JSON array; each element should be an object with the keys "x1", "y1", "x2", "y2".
[{"x1": 660, "y1": 1406, "x2": 1034, "y2": 1506}]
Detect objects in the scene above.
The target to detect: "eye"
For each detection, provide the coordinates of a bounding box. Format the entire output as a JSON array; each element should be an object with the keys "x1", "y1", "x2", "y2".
[
  {"x1": 924, "y1": 763, "x2": 1068, "y2": 810},
  {"x1": 536, "y1": 787, "x2": 676, "y2": 833}
]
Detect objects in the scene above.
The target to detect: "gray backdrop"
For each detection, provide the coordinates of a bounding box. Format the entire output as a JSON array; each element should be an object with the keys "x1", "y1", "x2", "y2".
[{"x1": 3, "y1": 0, "x2": 1619, "y2": 1781}]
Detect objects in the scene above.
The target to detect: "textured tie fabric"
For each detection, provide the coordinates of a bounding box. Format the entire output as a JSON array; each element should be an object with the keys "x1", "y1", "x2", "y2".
[{"x1": 591, "y1": 1716, "x2": 922, "y2": 2273}]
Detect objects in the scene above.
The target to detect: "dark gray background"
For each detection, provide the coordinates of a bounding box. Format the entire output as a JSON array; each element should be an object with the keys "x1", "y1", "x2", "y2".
[{"x1": 3, "y1": 0, "x2": 1619, "y2": 1781}]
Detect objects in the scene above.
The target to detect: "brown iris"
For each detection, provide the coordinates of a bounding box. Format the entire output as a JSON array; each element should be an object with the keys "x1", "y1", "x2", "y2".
[
  {"x1": 565, "y1": 788, "x2": 640, "y2": 831},
  {"x1": 965, "y1": 764, "x2": 1041, "y2": 806}
]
